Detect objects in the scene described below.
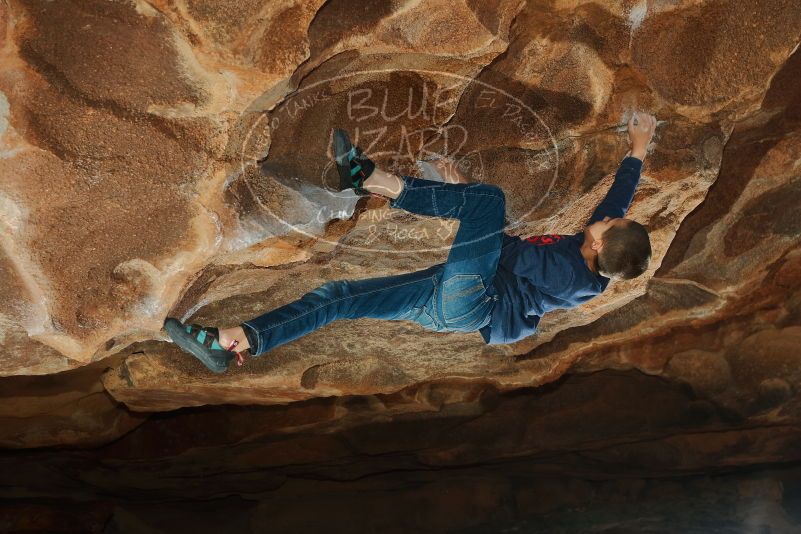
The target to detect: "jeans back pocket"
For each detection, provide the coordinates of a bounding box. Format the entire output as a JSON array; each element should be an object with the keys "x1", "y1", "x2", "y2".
[{"x1": 440, "y1": 273, "x2": 491, "y2": 327}]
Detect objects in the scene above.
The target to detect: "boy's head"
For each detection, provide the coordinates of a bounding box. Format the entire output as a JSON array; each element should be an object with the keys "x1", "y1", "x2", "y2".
[{"x1": 587, "y1": 216, "x2": 651, "y2": 280}]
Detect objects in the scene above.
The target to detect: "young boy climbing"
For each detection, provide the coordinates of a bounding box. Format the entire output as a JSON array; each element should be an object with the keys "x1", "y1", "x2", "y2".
[{"x1": 164, "y1": 112, "x2": 657, "y2": 374}]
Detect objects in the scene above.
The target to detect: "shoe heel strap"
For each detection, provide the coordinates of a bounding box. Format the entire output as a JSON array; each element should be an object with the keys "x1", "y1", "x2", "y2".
[{"x1": 226, "y1": 339, "x2": 247, "y2": 367}]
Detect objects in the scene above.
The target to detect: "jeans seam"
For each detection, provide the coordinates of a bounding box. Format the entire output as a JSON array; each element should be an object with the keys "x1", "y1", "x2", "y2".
[
  {"x1": 393, "y1": 189, "x2": 503, "y2": 221},
  {"x1": 394, "y1": 182, "x2": 504, "y2": 203},
  {"x1": 394, "y1": 180, "x2": 501, "y2": 195},
  {"x1": 430, "y1": 270, "x2": 442, "y2": 327},
  {"x1": 247, "y1": 273, "x2": 436, "y2": 353},
  {"x1": 415, "y1": 190, "x2": 504, "y2": 201},
  {"x1": 408, "y1": 305, "x2": 437, "y2": 328}
]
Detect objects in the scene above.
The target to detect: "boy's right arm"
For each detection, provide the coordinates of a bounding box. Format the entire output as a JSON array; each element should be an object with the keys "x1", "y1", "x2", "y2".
[{"x1": 586, "y1": 156, "x2": 643, "y2": 224}]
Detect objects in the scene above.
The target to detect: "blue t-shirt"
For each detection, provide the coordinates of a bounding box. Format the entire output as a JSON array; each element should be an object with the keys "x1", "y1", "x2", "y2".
[{"x1": 478, "y1": 155, "x2": 644, "y2": 345}]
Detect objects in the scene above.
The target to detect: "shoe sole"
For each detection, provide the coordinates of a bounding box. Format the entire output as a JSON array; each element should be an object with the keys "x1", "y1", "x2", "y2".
[
  {"x1": 163, "y1": 318, "x2": 231, "y2": 374},
  {"x1": 332, "y1": 129, "x2": 353, "y2": 188}
]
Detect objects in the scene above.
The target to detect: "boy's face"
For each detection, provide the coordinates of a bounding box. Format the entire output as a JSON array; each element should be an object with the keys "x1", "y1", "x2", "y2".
[{"x1": 586, "y1": 216, "x2": 629, "y2": 249}]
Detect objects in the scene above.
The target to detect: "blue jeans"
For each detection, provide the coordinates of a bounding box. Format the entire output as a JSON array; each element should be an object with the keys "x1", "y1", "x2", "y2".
[{"x1": 241, "y1": 177, "x2": 506, "y2": 356}]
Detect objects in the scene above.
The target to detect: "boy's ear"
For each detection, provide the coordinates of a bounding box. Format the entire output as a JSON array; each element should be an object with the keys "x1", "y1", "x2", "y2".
[{"x1": 591, "y1": 238, "x2": 604, "y2": 252}]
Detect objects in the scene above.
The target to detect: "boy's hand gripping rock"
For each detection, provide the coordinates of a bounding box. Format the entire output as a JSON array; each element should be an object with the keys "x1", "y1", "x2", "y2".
[{"x1": 628, "y1": 112, "x2": 657, "y2": 161}]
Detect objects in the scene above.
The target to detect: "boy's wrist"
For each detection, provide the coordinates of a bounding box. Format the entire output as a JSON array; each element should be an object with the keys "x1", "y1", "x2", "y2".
[{"x1": 629, "y1": 146, "x2": 647, "y2": 162}]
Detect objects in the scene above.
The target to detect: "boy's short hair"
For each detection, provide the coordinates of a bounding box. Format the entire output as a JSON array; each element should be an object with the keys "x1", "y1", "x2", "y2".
[{"x1": 597, "y1": 221, "x2": 651, "y2": 280}]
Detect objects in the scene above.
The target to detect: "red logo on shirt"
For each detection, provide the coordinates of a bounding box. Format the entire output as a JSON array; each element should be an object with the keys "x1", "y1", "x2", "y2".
[{"x1": 525, "y1": 234, "x2": 563, "y2": 246}]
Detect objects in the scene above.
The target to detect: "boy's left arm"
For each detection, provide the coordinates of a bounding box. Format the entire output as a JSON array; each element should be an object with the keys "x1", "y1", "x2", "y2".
[
  {"x1": 586, "y1": 156, "x2": 643, "y2": 225},
  {"x1": 587, "y1": 112, "x2": 656, "y2": 224}
]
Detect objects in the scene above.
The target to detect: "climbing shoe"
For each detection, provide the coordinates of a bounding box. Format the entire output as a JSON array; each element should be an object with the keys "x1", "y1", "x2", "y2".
[
  {"x1": 163, "y1": 317, "x2": 239, "y2": 374},
  {"x1": 332, "y1": 128, "x2": 374, "y2": 196}
]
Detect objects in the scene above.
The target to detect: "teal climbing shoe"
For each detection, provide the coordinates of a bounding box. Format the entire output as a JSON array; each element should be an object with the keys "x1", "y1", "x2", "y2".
[
  {"x1": 163, "y1": 317, "x2": 235, "y2": 374},
  {"x1": 333, "y1": 128, "x2": 374, "y2": 196}
]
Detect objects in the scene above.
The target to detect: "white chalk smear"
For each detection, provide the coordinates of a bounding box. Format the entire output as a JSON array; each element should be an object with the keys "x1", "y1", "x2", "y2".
[
  {"x1": 0, "y1": 92, "x2": 9, "y2": 137},
  {"x1": 0, "y1": 191, "x2": 25, "y2": 233},
  {"x1": 628, "y1": 0, "x2": 648, "y2": 32},
  {"x1": 416, "y1": 160, "x2": 446, "y2": 182}
]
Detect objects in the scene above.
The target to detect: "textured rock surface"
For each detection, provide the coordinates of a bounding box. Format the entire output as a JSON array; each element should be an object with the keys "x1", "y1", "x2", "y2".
[
  {"x1": 1, "y1": 0, "x2": 801, "y2": 530},
  {"x1": 0, "y1": 0, "x2": 799, "y2": 399}
]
